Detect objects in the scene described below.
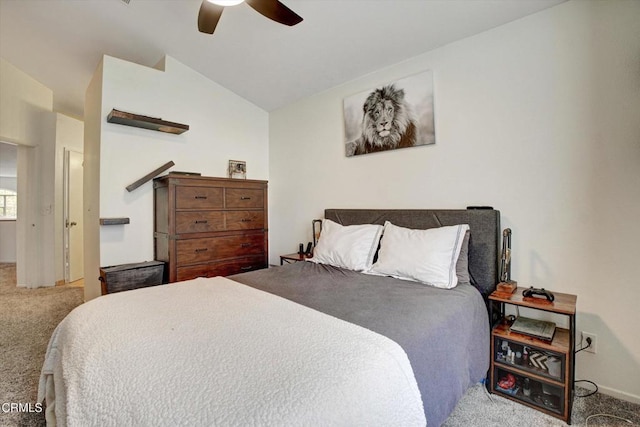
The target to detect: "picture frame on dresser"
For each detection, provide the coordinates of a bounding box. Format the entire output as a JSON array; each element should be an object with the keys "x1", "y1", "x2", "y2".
[{"x1": 228, "y1": 160, "x2": 247, "y2": 179}]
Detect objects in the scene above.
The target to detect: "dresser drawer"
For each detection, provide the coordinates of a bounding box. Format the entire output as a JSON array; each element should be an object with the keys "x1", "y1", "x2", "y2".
[
  {"x1": 225, "y1": 188, "x2": 264, "y2": 209},
  {"x1": 176, "y1": 256, "x2": 266, "y2": 281},
  {"x1": 176, "y1": 186, "x2": 223, "y2": 209},
  {"x1": 226, "y1": 210, "x2": 265, "y2": 230},
  {"x1": 176, "y1": 233, "x2": 265, "y2": 264},
  {"x1": 176, "y1": 211, "x2": 225, "y2": 234}
]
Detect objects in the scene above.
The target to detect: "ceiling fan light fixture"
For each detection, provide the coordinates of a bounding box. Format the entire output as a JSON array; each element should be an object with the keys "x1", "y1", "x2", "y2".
[
  {"x1": 207, "y1": 0, "x2": 245, "y2": 6},
  {"x1": 199, "y1": 0, "x2": 303, "y2": 35}
]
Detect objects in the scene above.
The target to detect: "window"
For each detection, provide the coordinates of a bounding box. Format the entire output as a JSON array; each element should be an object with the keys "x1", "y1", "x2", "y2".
[{"x1": 0, "y1": 189, "x2": 17, "y2": 219}]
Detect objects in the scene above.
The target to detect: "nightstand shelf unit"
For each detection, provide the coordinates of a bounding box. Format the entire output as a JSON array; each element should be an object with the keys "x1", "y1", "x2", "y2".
[
  {"x1": 489, "y1": 288, "x2": 577, "y2": 424},
  {"x1": 279, "y1": 253, "x2": 311, "y2": 265}
]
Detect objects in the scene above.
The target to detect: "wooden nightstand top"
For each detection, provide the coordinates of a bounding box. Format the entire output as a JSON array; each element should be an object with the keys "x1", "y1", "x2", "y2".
[
  {"x1": 279, "y1": 253, "x2": 312, "y2": 264},
  {"x1": 489, "y1": 287, "x2": 577, "y2": 315}
]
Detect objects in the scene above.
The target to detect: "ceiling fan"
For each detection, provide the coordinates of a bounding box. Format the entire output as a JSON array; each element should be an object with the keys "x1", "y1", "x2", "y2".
[{"x1": 198, "y1": 0, "x2": 303, "y2": 35}]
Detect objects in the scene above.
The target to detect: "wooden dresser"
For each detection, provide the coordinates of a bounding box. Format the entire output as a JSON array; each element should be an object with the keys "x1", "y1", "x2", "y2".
[{"x1": 153, "y1": 174, "x2": 268, "y2": 283}]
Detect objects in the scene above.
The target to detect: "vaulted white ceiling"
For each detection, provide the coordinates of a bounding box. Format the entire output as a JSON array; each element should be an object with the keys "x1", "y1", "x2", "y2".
[{"x1": 0, "y1": 0, "x2": 564, "y2": 119}]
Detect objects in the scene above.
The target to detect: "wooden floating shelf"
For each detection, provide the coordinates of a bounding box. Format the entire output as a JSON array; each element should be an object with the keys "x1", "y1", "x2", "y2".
[
  {"x1": 126, "y1": 161, "x2": 175, "y2": 192},
  {"x1": 107, "y1": 109, "x2": 189, "y2": 134},
  {"x1": 100, "y1": 218, "x2": 130, "y2": 226}
]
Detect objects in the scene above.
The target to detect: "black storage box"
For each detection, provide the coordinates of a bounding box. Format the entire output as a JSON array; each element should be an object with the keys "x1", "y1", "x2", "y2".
[{"x1": 99, "y1": 261, "x2": 165, "y2": 295}]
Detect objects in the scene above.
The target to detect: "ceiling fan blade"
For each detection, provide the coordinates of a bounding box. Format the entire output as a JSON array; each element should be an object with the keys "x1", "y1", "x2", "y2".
[
  {"x1": 198, "y1": 1, "x2": 224, "y2": 34},
  {"x1": 245, "y1": 0, "x2": 303, "y2": 27}
]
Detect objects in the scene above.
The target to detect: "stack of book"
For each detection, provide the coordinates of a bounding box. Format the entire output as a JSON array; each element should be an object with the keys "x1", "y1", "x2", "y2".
[{"x1": 510, "y1": 316, "x2": 556, "y2": 341}]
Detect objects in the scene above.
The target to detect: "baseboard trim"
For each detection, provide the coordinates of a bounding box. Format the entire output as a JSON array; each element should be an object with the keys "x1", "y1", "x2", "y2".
[
  {"x1": 597, "y1": 385, "x2": 640, "y2": 405},
  {"x1": 55, "y1": 279, "x2": 65, "y2": 287}
]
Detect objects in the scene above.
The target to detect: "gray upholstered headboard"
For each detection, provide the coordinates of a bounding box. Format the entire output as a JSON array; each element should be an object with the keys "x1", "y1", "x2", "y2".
[{"x1": 324, "y1": 208, "x2": 501, "y2": 300}]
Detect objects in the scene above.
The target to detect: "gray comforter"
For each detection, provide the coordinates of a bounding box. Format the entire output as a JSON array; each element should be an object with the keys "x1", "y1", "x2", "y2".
[{"x1": 231, "y1": 261, "x2": 490, "y2": 427}]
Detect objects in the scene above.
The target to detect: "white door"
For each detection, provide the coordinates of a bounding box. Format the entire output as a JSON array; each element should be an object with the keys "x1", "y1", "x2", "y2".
[{"x1": 64, "y1": 149, "x2": 84, "y2": 283}]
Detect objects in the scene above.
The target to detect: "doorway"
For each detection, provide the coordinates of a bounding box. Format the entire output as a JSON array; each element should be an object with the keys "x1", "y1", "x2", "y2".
[
  {"x1": 0, "y1": 142, "x2": 18, "y2": 289},
  {"x1": 63, "y1": 149, "x2": 84, "y2": 284}
]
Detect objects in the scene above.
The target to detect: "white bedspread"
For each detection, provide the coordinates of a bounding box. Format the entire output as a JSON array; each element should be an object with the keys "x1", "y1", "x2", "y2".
[{"x1": 38, "y1": 277, "x2": 425, "y2": 426}]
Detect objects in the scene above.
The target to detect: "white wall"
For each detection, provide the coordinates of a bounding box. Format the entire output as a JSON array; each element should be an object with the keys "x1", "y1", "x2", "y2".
[
  {"x1": 269, "y1": 0, "x2": 640, "y2": 402},
  {"x1": 83, "y1": 55, "x2": 269, "y2": 300},
  {"x1": 0, "y1": 58, "x2": 58, "y2": 287},
  {"x1": 0, "y1": 58, "x2": 53, "y2": 147},
  {"x1": 11, "y1": 110, "x2": 81, "y2": 287},
  {"x1": 0, "y1": 220, "x2": 16, "y2": 262},
  {"x1": 32, "y1": 112, "x2": 57, "y2": 287},
  {"x1": 83, "y1": 59, "x2": 103, "y2": 301},
  {"x1": 0, "y1": 59, "x2": 83, "y2": 285}
]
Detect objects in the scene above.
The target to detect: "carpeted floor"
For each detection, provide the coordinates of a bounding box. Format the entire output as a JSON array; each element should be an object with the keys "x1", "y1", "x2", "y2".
[
  {"x1": 1, "y1": 262, "x2": 638, "y2": 426},
  {"x1": 443, "y1": 382, "x2": 639, "y2": 426},
  {"x1": 0, "y1": 263, "x2": 83, "y2": 426}
]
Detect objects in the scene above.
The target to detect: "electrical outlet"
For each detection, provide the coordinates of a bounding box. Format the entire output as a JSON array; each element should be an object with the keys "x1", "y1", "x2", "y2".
[{"x1": 582, "y1": 332, "x2": 597, "y2": 354}]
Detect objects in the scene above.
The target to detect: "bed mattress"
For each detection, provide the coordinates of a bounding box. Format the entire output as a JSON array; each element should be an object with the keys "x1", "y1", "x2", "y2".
[
  {"x1": 231, "y1": 261, "x2": 490, "y2": 426},
  {"x1": 38, "y1": 276, "x2": 426, "y2": 427}
]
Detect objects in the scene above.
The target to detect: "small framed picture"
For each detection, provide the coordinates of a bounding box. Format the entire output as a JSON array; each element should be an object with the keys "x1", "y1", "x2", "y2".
[{"x1": 228, "y1": 160, "x2": 246, "y2": 179}]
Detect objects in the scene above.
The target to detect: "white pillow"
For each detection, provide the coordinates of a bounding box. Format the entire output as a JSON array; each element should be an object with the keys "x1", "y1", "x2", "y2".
[
  {"x1": 308, "y1": 219, "x2": 383, "y2": 271},
  {"x1": 368, "y1": 222, "x2": 470, "y2": 289}
]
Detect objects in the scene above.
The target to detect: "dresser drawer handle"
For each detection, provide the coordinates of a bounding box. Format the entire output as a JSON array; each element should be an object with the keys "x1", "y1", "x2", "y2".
[
  {"x1": 195, "y1": 248, "x2": 208, "y2": 253},
  {"x1": 240, "y1": 243, "x2": 252, "y2": 248},
  {"x1": 240, "y1": 219, "x2": 252, "y2": 222},
  {"x1": 194, "y1": 220, "x2": 208, "y2": 224},
  {"x1": 240, "y1": 266, "x2": 253, "y2": 271},
  {"x1": 240, "y1": 196, "x2": 251, "y2": 200},
  {"x1": 194, "y1": 196, "x2": 208, "y2": 200}
]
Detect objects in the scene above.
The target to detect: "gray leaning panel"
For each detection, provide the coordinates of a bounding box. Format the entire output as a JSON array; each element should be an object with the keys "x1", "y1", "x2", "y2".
[{"x1": 324, "y1": 208, "x2": 501, "y2": 298}]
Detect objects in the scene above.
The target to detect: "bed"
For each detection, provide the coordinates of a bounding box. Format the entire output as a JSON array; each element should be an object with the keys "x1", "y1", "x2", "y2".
[{"x1": 38, "y1": 208, "x2": 500, "y2": 427}]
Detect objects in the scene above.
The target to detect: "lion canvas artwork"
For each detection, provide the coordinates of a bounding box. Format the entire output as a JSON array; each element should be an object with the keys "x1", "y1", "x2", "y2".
[{"x1": 343, "y1": 70, "x2": 435, "y2": 157}]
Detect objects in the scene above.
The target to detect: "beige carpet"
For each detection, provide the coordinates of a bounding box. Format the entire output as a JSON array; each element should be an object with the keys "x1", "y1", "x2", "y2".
[
  {"x1": 1, "y1": 262, "x2": 638, "y2": 426},
  {"x1": 443, "y1": 382, "x2": 640, "y2": 427},
  {"x1": 0, "y1": 263, "x2": 83, "y2": 426}
]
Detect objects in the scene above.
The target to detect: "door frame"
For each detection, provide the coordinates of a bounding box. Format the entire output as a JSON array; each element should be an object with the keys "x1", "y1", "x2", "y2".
[{"x1": 63, "y1": 148, "x2": 83, "y2": 283}]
